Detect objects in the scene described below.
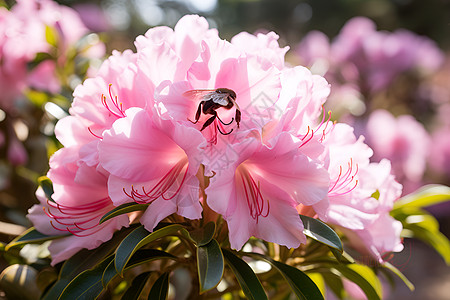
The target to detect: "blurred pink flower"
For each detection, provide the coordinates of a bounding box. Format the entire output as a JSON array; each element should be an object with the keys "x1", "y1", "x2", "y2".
[
  {"x1": 0, "y1": 0, "x2": 105, "y2": 110},
  {"x1": 73, "y1": 3, "x2": 111, "y2": 32},
  {"x1": 429, "y1": 127, "x2": 450, "y2": 177},
  {"x1": 365, "y1": 109, "x2": 430, "y2": 187},
  {"x1": 28, "y1": 147, "x2": 129, "y2": 265},
  {"x1": 297, "y1": 16, "x2": 444, "y2": 94}
]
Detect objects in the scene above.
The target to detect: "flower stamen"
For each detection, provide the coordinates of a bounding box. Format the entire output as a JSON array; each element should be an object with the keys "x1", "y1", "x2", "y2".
[
  {"x1": 328, "y1": 158, "x2": 359, "y2": 196},
  {"x1": 239, "y1": 167, "x2": 270, "y2": 223},
  {"x1": 123, "y1": 159, "x2": 189, "y2": 203}
]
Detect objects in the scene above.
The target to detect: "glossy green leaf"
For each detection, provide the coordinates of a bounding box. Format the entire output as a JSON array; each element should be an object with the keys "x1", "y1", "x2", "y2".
[
  {"x1": 197, "y1": 239, "x2": 224, "y2": 293},
  {"x1": 59, "y1": 256, "x2": 113, "y2": 300},
  {"x1": 393, "y1": 184, "x2": 450, "y2": 209},
  {"x1": 147, "y1": 272, "x2": 169, "y2": 300},
  {"x1": 121, "y1": 271, "x2": 152, "y2": 300},
  {"x1": 391, "y1": 206, "x2": 439, "y2": 232},
  {"x1": 307, "y1": 273, "x2": 326, "y2": 299},
  {"x1": 115, "y1": 225, "x2": 183, "y2": 275},
  {"x1": 334, "y1": 264, "x2": 382, "y2": 300},
  {"x1": 38, "y1": 176, "x2": 55, "y2": 202},
  {"x1": 188, "y1": 222, "x2": 216, "y2": 246},
  {"x1": 45, "y1": 25, "x2": 58, "y2": 47},
  {"x1": 382, "y1": 262, "x2": 414, "y2": 291},
  {"x1": 5, "y1": 227, "x2": 66, "y2": 251},
  {"x1": 245, "y1": 252, "x2": 324, "y2": 300},
  {"x1": 300, "y1": 215, "x2": 343, "y2": 253},
  {"x1": 102, "y1": 249, "x2": 176, "y2": 288},
  {"x1": 43, "y1": 230, "x2": 128, "y2": 300},
  {"x1": 406, "y1": 223, "x2": 450, "y2": 264},
  {"x1": 392, "y1": 206, "x2": 450, "y2": 264},
  {"x1": 99, "y1": 203, "x2": 149, "y2": 224},
  {"x1": 222, "y1": 249, "x2": 267, "y2": 300}
]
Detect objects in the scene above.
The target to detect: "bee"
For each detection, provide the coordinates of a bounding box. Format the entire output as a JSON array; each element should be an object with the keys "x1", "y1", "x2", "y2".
[{"x1": 183, "y1": 88, "x2": 241, "y2": 135}]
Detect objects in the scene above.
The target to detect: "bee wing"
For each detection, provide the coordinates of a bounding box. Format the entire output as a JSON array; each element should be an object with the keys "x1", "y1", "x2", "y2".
[{"x1": 182, "y1": 89, "x2": 215, "y2": 101}]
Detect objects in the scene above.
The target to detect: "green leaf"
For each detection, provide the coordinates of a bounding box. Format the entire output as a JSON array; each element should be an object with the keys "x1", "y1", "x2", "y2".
[
  {"x1": 38, "y1": 176, "x2": 55, "y2": 202},
  {"x1": 59, "y1": 256, "x2": 113, "y2": 300},
  {"x1": 245, "y1": 252, "x2": 324, "y2": 300},
  {"x1": 406, "y1": 223, "x2": 450, "y2": 264},
  {"x1": 102, "y1": 249, "x2": 176, "y2": 288},
  {"x1": 394, "y1": 184, "x2": 450, "y2": 209},
  {"x1": 25, "y1": 90, "x2": 50, "y2": 106},
  {"x1": 45, "y1": 25, "x2": 59, "y2": 47},
  {"x1": 382, "y1": 262, "x2": 414, "y2": 291},
  {"x1": 147, "y1": 272, "x2": 169, "y2": 300},
  {"x1": 28, "y1": 52, "x2": 54, "y2": 69},
  {"x1": 307, "y1": 273, "x2": 326, "y2": 299},
  {"x1": 300, "y1": 215, "x2": 343, "y2": 253},
  {"x1": 115, "y1": 225, "x2": 184, "y2": 275},
  {"x1": 334, "y1": 264, "x2": 382, "y2": 300},
  {"x1": 222, "y1": 249, "x2": 267, "y2": 300},
  {"x1": 5, "y1": 227, "x2": 66, "y2": 250},
  {"x1": 121, "y1": 271, "x2": 152, "y2": 300},
  {"x1": 197, "y1": 239, "x2": 224, "y2": 293},
  {"x1": 43, "y1": 230, "x2": 129, "y2": 300},
  {"x1": 99, "y1": 203, "x2": 149, "y2": 224},
  {"x1": 392, "y1": 207, "x2": 450, "y2": 264},
  {"x1": 187, "y1": 222, "x2": 216, "y2": 246}
]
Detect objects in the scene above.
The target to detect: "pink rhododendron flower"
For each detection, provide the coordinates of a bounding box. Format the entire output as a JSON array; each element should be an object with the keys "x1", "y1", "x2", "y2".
[
  {"x1": 365, "y1": 109, "x2": 430, "y2": 189},
  {"x1": 28, "y1": 14, "x2": 406, "y2": 262},
  {"x1": 310, "y1": 121, "x2": 404, "y2": 262},
  {"x1": 206, "y1": 132, "x2": 329, "y2": 249},
  {"x1": 321, "y1": 123, "x2": 376, "y2": 230},
  {"x1": 333, "y1": 159, "x2": 403, "y2": 262},
  {"x1": 28, "y1": 147, "x2": 129, "y2": 265},
  {"x1": 99, "y1": 107, "x2": 205, "y2": 231}
]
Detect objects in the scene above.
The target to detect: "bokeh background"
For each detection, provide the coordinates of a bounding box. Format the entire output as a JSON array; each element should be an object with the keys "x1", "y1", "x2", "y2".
[{"x1": 0, "y1": 0, "x2": 449, "y2": 299}]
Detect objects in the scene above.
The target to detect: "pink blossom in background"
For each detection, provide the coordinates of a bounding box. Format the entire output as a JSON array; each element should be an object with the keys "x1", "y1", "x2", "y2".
[
  {"x1": 365, "y1": 109, "x2": 430, "y2": 191},
  {"x1": 73, "y1": 3, "x2": 111, "y2": 33},
  {"x1": 429, "y1": 127, "x2": 450, "y2": 177},
  {"x1": 296, "y1": 16, "x2": 444, "y2": 101},
  {"x1": 0, "y1": 0, "x2": 105, "y2": 110},
  {"x1": 28, "y1": 147, "x2": 129, "y2": 265}
]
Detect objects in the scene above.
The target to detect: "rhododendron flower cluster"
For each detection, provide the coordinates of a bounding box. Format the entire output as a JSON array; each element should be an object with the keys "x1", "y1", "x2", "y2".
[
  {"x1": 28, "y1": 15, "x2": 403, "y2": 265},
  {"x1": 296, "y1": 17, "x2": 444, "y2": 113},
  {"x1": 0, "y1": 0, "x2": 104, "y2": 111}
]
